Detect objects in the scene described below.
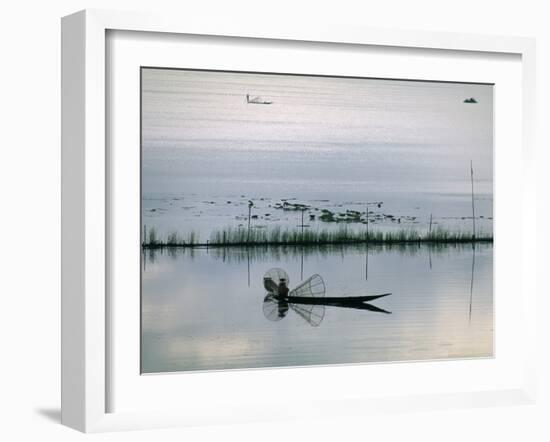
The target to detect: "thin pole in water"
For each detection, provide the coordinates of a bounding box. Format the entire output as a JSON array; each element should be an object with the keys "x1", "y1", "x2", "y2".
[
  {"x1": 470, "y1": 160, "x2": 476, "y2": 239},
  {"x1": 365, "y1": 201, "x2": 382, "y2": 243},
  {"x1": 143, "y1": 224, "x2": 147, "y2": 246},
  {"x1": 429, "y1": 212, "x2": 433, "y2": 269},
  {"x1": 247, "y1": 249, "x2": 251, "y2": 287},
  {"x1": 301, "y1": 209, "x2": 305, "y2": 240},
  {"x1": 469, "y1": 243, "x2": 476, "y2": 323},
  {"x1": 365, "y1": 206, "x2": 369, "y2": 241},
  {"x1": 301, "y1": 246, "x2": 304, "y2": 280},
  {"x1": 247, "y1": 200, "x2": 253, "y2": 243},
  {"x1": 365, "y1": 243, "x2": 369, "y2": 280}
]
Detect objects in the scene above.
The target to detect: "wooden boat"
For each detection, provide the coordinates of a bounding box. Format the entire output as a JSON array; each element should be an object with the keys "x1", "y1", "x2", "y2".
[
  {"x1": 246, "y1": 93, "x2": 272, "y2": 105},
  {"x1": 282, "y1": 292, "x2": 391, "y2": 305},
  {"x1": 262, "y1": 268, "x2": 392, "y2": 326}
]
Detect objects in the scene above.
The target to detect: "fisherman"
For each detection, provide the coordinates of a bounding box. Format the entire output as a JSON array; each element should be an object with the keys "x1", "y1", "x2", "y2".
[{"x1": 277, "y1": 278, "x2": 290, "y2": 298}]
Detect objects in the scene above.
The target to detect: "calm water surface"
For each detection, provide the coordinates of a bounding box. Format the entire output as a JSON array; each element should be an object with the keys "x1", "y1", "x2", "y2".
[{"x1": 141, "y1": 243, "x2": 493, "y2": 373}]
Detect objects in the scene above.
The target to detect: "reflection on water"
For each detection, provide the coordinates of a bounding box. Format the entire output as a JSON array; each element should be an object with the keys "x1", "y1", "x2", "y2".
[
  {"x1": 469, "y1": 243, "x2": 476, "y2": 323},
  {"x1": 144, "y1": 242, "x2": 478, "y2": 265},
  {"x1": 141, "y1": 243, "x2": 493, "y2": 373}
]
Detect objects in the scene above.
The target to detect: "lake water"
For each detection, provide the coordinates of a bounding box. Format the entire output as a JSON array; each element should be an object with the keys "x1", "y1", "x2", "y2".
[{"x1": 141, "y1": 243, "x2": 493, "y2": 373}]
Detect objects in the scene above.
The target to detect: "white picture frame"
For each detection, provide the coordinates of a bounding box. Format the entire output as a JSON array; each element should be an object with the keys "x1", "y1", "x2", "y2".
[{"x1": 61, "y1": 9, "x2": 537, "y2": 433}]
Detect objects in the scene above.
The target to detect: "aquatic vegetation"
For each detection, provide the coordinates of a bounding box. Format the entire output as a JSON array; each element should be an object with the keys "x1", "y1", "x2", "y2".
[
  {"x1": 315, "y1": 207, "x2": 393, "y2": 224},
  {"x1": 272, "y1": 200, "x2": 311, "y2": 211},
  {"x1": 166, "y1": 231, "x2": 180, "y2": 245},
  {"x1": 142, "y1": 225, "x2": 492, "y2": 248},
  {"x1": 319, "y1": 211, "x2": 336, "y2": 222},
  {"x1": 143, "y1": 226, "x2": 200, "y2": 247},
  {"x1": 147, "y1": 226, "x2": 159, "y2": 246}
]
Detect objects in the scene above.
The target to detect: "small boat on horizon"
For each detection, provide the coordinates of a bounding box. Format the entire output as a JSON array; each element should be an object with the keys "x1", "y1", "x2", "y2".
[
  {"x1": 463, "y1": 97, "x2": 478, "y2": 103},
  {"x1": 246, "y1": 93, "x2": 273, "y2": 105}
]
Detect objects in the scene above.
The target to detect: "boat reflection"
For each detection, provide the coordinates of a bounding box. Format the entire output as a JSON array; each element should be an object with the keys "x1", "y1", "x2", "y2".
[{"x1": 262, "y1": 268, "x2": 392, "y2": 327}]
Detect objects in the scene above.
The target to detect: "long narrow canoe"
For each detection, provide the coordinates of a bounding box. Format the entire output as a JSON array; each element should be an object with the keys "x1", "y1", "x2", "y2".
[{"x1": 280, "y1": 292, "x2": 392, "y2": 305}]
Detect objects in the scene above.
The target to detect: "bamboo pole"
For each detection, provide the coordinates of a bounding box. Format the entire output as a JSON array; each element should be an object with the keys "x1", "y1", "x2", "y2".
[
  {"x1": 470, "y1": 161, "x2": 476, "y2": 239},
  {"x1": 365, "y1": 206, "x2": 369, "y2": 241},
  {"x1": 247, "y1": 201, "x2": 253, "y2": 243},
  {"x1": 301, "y1": 209, "x2": 305, "y2": 240},
  {"x1": 365, "y1": 243, "x2": 369, "y2": 280}
]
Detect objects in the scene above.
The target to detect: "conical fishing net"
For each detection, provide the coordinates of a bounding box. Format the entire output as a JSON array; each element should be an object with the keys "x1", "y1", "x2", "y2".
[
  {"x1": 289, "y1": 303, "x2": 325, "y2": 327},
  {"x1": 289, "y1": 274, "x2": 325, "y2": 298},
  {"x1": 287, "y1": 274, "x2": 326, "y2": 327},
  {"x1": 263, "y1": 268, "x2": 290, "y2": 293}
]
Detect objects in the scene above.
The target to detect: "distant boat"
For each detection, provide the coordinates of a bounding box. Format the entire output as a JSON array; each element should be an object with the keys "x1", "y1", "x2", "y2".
[
  {"x1": 464, "y1": 97, "x2": 478, "y2": 103},
  {"x1": 246, "y1": 93, "x2": 272, "y2": 105}
]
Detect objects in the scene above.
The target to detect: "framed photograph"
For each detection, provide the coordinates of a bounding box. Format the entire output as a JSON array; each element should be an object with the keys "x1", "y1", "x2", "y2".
[{"x1": 61, "y1": 9, "x2": 537, "y2": 432}]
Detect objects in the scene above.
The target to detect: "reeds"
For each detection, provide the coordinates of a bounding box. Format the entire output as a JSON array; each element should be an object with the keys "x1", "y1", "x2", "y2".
[{"x1": 142, "y1": 225, "x2": 492, "y2": 248}]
